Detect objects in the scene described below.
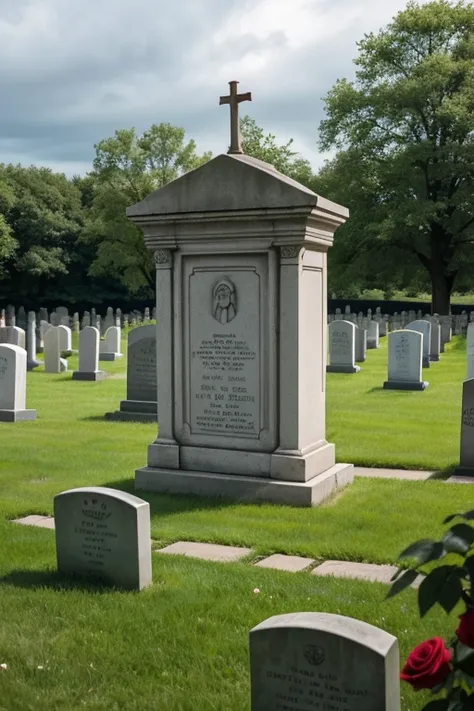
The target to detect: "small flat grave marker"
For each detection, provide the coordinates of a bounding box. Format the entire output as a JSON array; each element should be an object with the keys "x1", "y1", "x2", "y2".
[
  {"x1": 54, "y1": 486, "x2": 152, "y2": 590},
  {"x1": 250, "y1": 612, "x2": 400, "y2": 711}
]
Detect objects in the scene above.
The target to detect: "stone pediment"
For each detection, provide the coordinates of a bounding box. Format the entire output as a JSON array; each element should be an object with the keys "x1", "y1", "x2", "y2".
[{"x1": 126, "y1": 153, "x2": 345, "y2": 218}]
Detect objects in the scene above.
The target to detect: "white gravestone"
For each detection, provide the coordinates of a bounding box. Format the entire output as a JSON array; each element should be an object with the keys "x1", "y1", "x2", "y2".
[
  {"x1": 454, "y1": 379, "x2": 474, "y2": 477},
  {"x1": 327, "y1": 321, "x2": 359, "y2": 373},
  {"x1": 467, "y1": 324, "x2": 474, "y2": 381},
  {"x1": 367, "y1": 320, "x2": 380, "y2": 349},
  {"x1": 99, "y1": 326, "x2": 123, "y2": 362},
  {"x1": 103, "y1": 307, "x2": 115, "y2": 332},
  {"x1": 383, "y1": 330, "x2": 428, "y2": 391},
  {"x1": 44, "y1": 327, "x2": 67, "y2": 373},
  {"x1": 106, "y1": 325, "x2": 157, "y2": 421},
  {"x1": 250, "y1": 612, "x2": 400, "y2": 711},
  {"x1": 354, "y1": 325, "x2": 367, "y2": 363},
  {"x1": 406, "y1": 320, "x2": 431, "y2": 368},
  {"x1": 0, "y1": 326, "x2": 26, "y2": 349},
  {"x1": 128, "y1": 152, "x2": 354, "y2": 507},
  {"x1": 439, "y1": 315, "x2": 452, "y2": 353},
  {"x1": 0, "y1": 344, "x2": 37, "y2": 421},
  {"x1": 27, "y1": 311, "x2": 41, "y2": 371},
  {"x1": 430, "y1": 321, "x2": 441, "y2": 362},
  {"x1": 72, "y1": 327, "x2": 107, "y2": 381},
  {"x1": 55, "y1": 306, "x2": 70, "y2": 327},
  {"x1": 54, "y1": 487, "x2": 152, "y2": 590},
  {"x1": 57, "y1": 325, "x2": 72, "y2": 353}
]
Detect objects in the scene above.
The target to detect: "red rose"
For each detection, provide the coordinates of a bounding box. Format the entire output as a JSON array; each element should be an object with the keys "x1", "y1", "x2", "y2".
[
  {"x1": 400, "y1": 637, "x2": 451, "y2": 690},
  {"x1": 457, "y1": 608, "x2": 474, "y2": 648}
]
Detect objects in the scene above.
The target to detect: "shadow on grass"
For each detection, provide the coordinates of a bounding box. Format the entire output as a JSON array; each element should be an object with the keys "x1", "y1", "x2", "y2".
[
  {"x1": 0, "y1": 569, "x2": 121, "y2": 593},
  {"x1": 428, "y1": 465, "x2": 457, "y2": 481},
  {"x1": 103, "y1": 477, "x2": 259, "y2": 516},
  {"x1": 367, "y1": 387, "x2": 386, "y2": 394}
]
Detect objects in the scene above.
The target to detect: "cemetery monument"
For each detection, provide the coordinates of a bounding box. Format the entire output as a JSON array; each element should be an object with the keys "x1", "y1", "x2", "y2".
[
  {"x1": 383, "y1": 330, "x2": 428, "y2": 391},
  {"x1": 0, "y1": 344, "x2": 37, "y2": 421},
  {"x1": 126, "y1": 82, "x2": 354, "y2": 507}
]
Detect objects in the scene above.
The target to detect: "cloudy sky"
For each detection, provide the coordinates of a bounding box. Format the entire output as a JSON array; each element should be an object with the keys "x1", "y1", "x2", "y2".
[{"x1": 0, "y1": 0, "x2": 431, "y2": 177}]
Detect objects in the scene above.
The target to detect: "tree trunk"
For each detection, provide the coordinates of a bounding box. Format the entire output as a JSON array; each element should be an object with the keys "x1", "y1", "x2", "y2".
[
  {"x1": 431, "y1": 273, "x2": 452, "y2": 315},
  {"x1": 429, "y1": 233, "x2": 457, "y2": 315}
]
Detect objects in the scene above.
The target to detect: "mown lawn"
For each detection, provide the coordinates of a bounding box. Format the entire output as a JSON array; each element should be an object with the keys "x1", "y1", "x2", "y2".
[{"x1": 0, "y1": 335, "x2": 470, "y2": 710}]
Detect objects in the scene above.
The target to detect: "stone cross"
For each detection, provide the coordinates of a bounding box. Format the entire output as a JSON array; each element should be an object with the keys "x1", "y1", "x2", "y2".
[{"x1": 219, "y1": 80, "x2": 252, "y2": 154}]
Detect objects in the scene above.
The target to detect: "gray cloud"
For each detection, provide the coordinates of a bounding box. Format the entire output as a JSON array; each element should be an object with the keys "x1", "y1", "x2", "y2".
[{"x1": 0, "y1": 0, "x2": 433, "y2": 176}]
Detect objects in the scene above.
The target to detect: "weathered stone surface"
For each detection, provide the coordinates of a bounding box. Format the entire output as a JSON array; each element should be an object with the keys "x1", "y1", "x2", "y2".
[
  {"x1": 312, "y1": 561, "x2": 398, "y2": 584},
  {"x1": 54, "y1": 487, "x2": 152, "y2": 590},
  {"x1": 327, "y1": 320, "x2": 360, "y2": 373},
  {"x1": 383, "y1": 330, "x2": 428, "y2": 391},
  {"x1": 249, "y1": 612, "x2": 400, "y2": 711},
  {"x1": 0, "y1": 344, "x2": 36, "y2": 422},
  {"x1": 157, "y1": 541, "x2": 252, "y2": 562},
  {"x1": 454, "y1": 379, "x2": 474, "y2": 477},
  {"x1": 406, "y1": 320, "x2": 431, "y2": 368},
  {"x1": 255, "y1": 554, "x2": 314, "y2": 572}
]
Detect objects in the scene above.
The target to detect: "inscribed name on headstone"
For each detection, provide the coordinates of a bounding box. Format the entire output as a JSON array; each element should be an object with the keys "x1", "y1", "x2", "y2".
[
  {"x1": 127, "y1": 325, "x2": 157, "y2": 402},
  {"x1": 249, "y1": 612, "x2": 400, "y2": 711},
  {"x1": 383, "y1": 330, "x2": 427, "y2": 390},
  {"x1": 327, "y1": 320, "x2": 359, "y2": 373},
  {"x1": 406, "y1": 320, "x2": 431, "y2": 368},
  {"x1": 0, "y1": 344, "x2": 37, "y2": 421},
  {"x1": 54, "y1": 487, "x2": 152, "y2": 590}
]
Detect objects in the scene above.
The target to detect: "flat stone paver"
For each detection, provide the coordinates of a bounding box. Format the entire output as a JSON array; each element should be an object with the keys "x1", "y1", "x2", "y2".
[
  {"x1": 354, "y1": 467, "x2": 433, "y2": 481},
  {"x1": 255, "y1": 554, "x2": 315, "y2": 572},
  {"x1": 446, "y1": 476, "x2": 474, "y2": 484},
  {"x1": 157, "y1": 541, "x2": 252, "y2": 563},
  {"x1": 312, "y1": 560, "x2": 398, "y2": 584},
  {"x1": 13, "y1": 515, "x2": 55, "y2": 529}
]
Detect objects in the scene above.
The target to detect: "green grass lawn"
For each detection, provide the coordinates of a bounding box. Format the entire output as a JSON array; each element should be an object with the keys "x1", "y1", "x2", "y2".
[{"x1": 0, "y1": 336, "x2": 471, "y2": 710}]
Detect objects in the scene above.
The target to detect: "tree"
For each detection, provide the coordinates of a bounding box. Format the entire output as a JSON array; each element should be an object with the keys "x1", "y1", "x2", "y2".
[
  {"x1": 0, "y1": 165, "x2": 85, "y2": 302},
  {"x1": 84, "y1": 124, "x2": 212, "y2": 294},
  {"x1": 241, "y1": 116, "x2": 314, "y2": 186},
  {"x1": 319, "y1": 0, "x2": 474, "y2": 313}
]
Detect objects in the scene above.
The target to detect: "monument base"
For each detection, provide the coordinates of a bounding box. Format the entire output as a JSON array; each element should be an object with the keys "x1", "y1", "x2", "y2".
[
  {"x1": 451, "y1": 466, "x2": 474, "y2": 478},
  {"x1": 135, "y1": 463, "x2": 354, "y2": 508},
  {"x1": 27, "y1": 359, "x2": 42, "y2": 371},
  {"x1": 0, "y1": 408, "x2": 37, "y2": 422},
  {"x1": 367, "y1": 341, "x2": 379, "y2": 350},
  {"x1": 383, "y1": 380, "x2": 429, "y2": 391},
  {"x1": 105, "y1": 399, "x2": 157, "y2": 422},
  {"x1": 422, "y1": 357, "x2": 430, "y2": 368},
  {"x1": 72, "y1": 370, "x2": 107, "y2": 381},
  {"x1": 326, "y1": 365, "x2": 360, "y2": 374},
  {"x1": 99, "y1": 353, "x2": 123, "y2": 362},
  {"x1": 430, "y1": 355, "x2": 440, "y2": 362}
]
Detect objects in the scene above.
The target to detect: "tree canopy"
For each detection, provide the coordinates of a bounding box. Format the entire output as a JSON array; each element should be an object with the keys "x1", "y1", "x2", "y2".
[{"x1": 319, "y1": 0, "x2": 474, "y2": 313}]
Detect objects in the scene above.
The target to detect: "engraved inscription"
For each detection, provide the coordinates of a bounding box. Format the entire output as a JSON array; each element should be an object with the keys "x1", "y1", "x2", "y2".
[
  {"x1": 394, "y1": 335, "x2": 411, "y2": 376},
  {"x1": 189, "y1": 266, "x2": 261, "y2": 439},
  {"x1": 0, "y1": 355, "x2": 7, "y2": 379},
  {"x1": 463, "y1": 407, "x2": 474, "y2": 428},
  {"x1": 74, "y1": 498, "x2": 118, "y2": 570},
  {"x1": 192, "y1": 332, "x2": 258, "y2": 435},
  {"x1": 330, "y1": 330, "x2": 350, "y2": 358},
  {"x1": 127, "y1": 337, "x2": 157, "y2": 402},
  {"x1": 265, "y1": 665, "x2": 370, "y2": 711},
  {"x1": 212, "y1": 278, "x2": 237, "y2": 324}
]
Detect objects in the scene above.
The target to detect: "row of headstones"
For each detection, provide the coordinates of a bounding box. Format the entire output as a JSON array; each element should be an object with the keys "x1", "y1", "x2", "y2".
[
  {"x1": 327, "y1": 319, "x2": 449, "y2": 391},
  {"x1": 329, "y1": 305, "x2": 469, "y2": 336},
  {"x1": 0, "y1": 305, "x2": 156, "y2": 335},
  {"x1": 54, "y1": 484, "x2": 399, "y2": 710}
]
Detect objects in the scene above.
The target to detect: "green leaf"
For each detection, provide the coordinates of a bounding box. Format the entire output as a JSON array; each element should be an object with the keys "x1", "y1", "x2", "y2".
[
  {"x1": 455, "y1": 644, "x2": 474, "y2": 676},
  {"x1": 399, "y1": 539, "x2": 445, "y2": 564},
  {"x1": 386, "y1": 569, "x2": 418, "y2": 599},
  {"x1": 443, "y1": 525, "x2": 474, "y2": 555},
  {"x1": 445, "y1": 512, "x2": 474, "y2": 525},
  {"x1": 418, "y1": 566, "x2": 464, "y2": 617}
]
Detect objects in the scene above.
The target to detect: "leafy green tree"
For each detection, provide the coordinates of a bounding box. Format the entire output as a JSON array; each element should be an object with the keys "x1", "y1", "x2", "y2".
[
  {"x1": 241, "y1": 116, "x2": 314, "y2": 186},
  {"x1": 0, "y1": 174, "x2": 17, "y2": 275},
  {"x1": 0, "y1": 165, "x2": 85, "y2": 301},
  {"x1": 84, "y1": 124, "x2": 212, "y2": 294},
  {"x1": 319, "y1": 0, "x2": 474, "y2": 313}
]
